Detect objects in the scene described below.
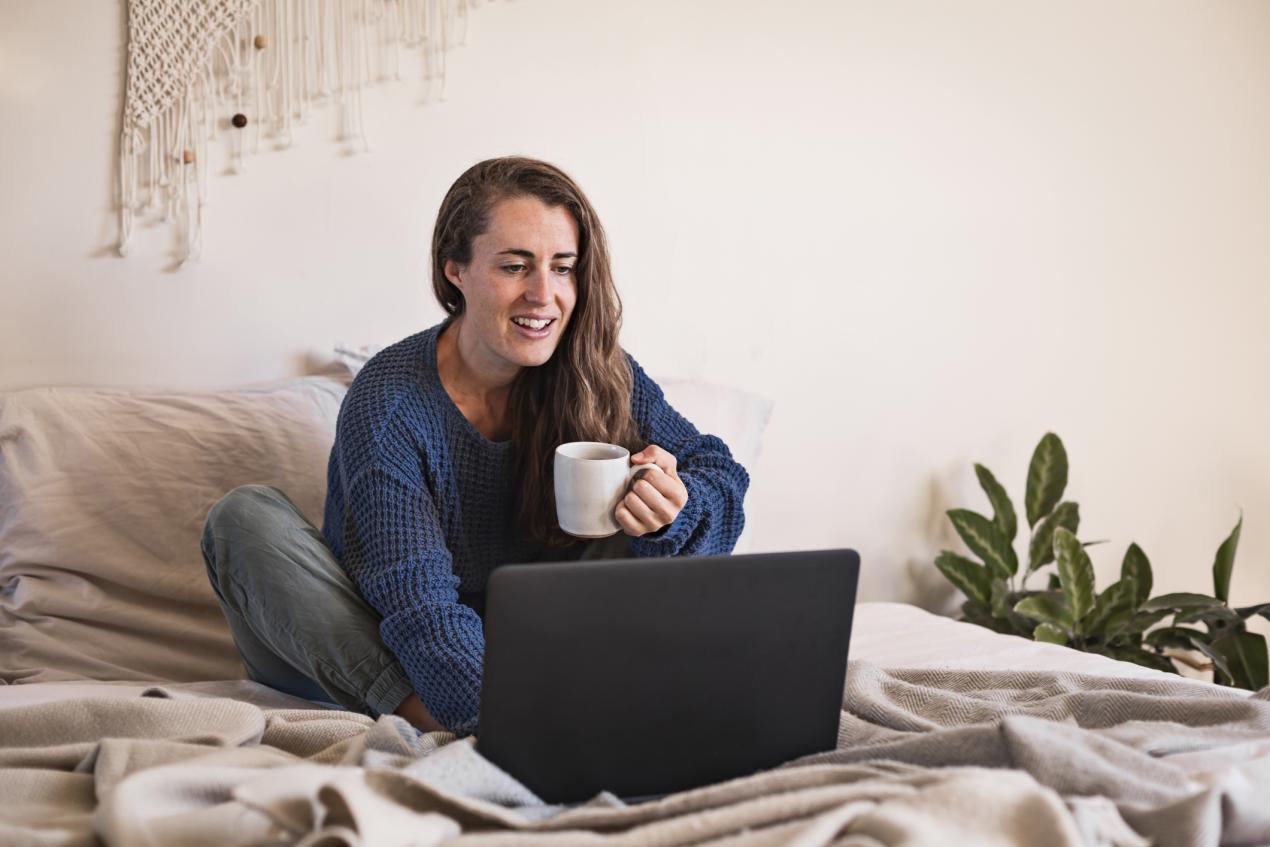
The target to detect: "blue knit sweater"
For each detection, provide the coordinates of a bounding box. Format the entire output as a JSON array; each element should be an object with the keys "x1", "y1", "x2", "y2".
[{"x1": 322, "y1": 319, "x2": 750, "y2": 734}]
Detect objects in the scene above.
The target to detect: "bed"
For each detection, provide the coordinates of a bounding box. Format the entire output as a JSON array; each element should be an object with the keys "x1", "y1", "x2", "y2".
[{"x1": 2, "y1": 369, "x2": 1268, "y2": 847}]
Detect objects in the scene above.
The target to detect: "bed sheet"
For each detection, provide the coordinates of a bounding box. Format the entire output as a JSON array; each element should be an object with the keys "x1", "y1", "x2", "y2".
[{"x1": 7, "y1": 602, "x2": 1265, "y2": 847}]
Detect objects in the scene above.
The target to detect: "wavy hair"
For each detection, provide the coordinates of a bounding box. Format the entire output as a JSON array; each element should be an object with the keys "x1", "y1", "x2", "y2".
[{"x1": 431, "y1": 157, "x2": 643, "y2": 547}]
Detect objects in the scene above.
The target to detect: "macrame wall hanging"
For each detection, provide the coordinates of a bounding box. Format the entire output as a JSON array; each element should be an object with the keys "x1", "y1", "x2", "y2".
[{"x1": 118, "y1": 0, "x2": 481, "y2": 266}]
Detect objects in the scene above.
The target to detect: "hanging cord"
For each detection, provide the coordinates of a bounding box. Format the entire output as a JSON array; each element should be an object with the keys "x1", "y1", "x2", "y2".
[{"x1": 117, "y1": 0, "x2": 479, "y2": 263}]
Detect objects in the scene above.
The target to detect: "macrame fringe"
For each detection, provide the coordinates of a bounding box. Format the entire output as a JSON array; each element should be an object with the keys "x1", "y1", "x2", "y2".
[{"x1": 118, "y1": 0, "x2": 476, "y2": 266}]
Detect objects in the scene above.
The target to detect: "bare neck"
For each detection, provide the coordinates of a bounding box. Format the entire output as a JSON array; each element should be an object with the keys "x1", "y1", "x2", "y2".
[{"x1": 436, "y1": 318, "x2": 515, "y2": 440}]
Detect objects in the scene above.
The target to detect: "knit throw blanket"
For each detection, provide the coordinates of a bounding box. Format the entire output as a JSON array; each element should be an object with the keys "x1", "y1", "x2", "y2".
[
  {"x1": 119, "y1": 0, "x2": 474, "y2": 266},
  {"x1": 3, "y1": 662, "x2": 1269, "y2": 846}
]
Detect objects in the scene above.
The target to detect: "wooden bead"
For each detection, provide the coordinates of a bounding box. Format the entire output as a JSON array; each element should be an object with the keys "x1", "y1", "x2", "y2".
[
  {"x1": 254, "y1": 34, "x2": 268, "y2": 49},
  {"x1": 231, "y1": 113, "x2": 248, "y2": 129},
  {"x1": 182, "y1": 149, "x2": 195, "y2": 164}
]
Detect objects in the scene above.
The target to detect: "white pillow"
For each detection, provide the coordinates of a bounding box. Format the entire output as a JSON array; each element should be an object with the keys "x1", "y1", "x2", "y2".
[
  {"x1": 0, "y1": 376, "x2": 347, "y2": 684},
  {"x1": 657, "y1": 380, "x2": 772, "y2": 554},
  {"x1": 333, "y1": 342, "x2": 381, "y2": 375}
]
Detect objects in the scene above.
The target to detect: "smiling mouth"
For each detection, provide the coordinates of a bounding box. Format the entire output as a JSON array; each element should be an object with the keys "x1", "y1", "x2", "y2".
[{"x1": 510, "y1": 317, "x2": 556, "y2": 333}]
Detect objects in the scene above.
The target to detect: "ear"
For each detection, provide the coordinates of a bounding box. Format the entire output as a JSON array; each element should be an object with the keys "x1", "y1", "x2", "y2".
[{"x1": 444, "y1": 259, "x2": 465, "y2": 291}]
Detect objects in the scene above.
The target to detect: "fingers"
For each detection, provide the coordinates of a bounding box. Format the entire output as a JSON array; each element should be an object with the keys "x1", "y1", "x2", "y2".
[
  {"x1": 631, "y1": 444, "x2": 678, "y2": 479},
  {"x1": 614, "y1": 500, "x2": 650, "y2": 536},
  {"x1": 618, "y1": 444, "x2": 688, "y2": 537},
  {"x1": 637, "y1": 467, "x2": 688, "y2": 509},
  {"x1": 615, "y1": 477, "x2": 683, "y2": 536},
  {"x1": 624, "y1": 488, "x2": 661, "y2": 529}
]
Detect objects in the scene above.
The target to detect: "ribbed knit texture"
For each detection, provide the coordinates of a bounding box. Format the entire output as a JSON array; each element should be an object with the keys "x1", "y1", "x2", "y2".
[{"x1": 323, "y1": 319, "x2": 750, "y2": 734}]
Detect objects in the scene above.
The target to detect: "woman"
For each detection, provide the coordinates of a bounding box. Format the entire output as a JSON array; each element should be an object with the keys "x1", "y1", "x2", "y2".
[{"x1": 201, "y1": 157, "x2": 749, "y2": 736}]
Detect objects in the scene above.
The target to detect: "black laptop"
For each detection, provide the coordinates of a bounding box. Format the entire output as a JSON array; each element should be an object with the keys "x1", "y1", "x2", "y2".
[{"x1": 474, "y1": 548, "x2": 860, "y2": 805}]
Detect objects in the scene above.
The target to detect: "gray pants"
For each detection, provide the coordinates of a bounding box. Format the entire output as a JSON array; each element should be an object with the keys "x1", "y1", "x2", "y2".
[{"x1": 200, "y1": 484, "x2": 631, "y2": 717}]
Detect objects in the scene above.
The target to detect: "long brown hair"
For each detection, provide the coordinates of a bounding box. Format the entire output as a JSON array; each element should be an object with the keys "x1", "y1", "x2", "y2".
[{"x1": 430, "y1": 157, "x2": 644, "y2": 547}]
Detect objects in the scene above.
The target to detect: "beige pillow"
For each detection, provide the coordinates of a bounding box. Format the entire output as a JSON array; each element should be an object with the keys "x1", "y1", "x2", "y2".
[
  {"x1": 0, "y1": 376, "x2": 347, "y2": 684},
  {"x1": 0, "y1": 368, "x2": 771, "y2": 685}
]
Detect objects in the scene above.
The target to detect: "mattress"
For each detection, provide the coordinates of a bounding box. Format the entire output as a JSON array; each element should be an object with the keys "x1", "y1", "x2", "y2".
[{"x1": 0, "y1": 601, "x2": 1215, "y2": 711}]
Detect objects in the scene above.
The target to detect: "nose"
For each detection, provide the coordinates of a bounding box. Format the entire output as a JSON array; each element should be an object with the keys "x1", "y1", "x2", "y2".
[{"x1": 524, "y1": 265, "x2": 551, "y2": 306}]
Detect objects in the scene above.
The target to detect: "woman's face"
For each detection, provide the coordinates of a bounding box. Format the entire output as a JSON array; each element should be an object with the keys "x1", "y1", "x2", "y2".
[{"x1": 445, "y1": 195, "x2": 580, "y2": 379}]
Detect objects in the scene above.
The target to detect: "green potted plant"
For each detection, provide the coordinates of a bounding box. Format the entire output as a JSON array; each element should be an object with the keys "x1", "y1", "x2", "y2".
[{"x1": 934, "y1": 433, "x2": 1269, "y2": 689}]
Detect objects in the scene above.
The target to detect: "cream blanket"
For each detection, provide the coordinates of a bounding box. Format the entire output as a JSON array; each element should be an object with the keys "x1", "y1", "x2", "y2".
[{"x1": 3, "y1": 662, "x2": 1268, "y2": 847}]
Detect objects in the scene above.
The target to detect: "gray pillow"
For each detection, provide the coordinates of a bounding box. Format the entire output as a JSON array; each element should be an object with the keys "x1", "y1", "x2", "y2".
[{"x1": 0, "y1": 375, "x2": 347, "y2": 684}]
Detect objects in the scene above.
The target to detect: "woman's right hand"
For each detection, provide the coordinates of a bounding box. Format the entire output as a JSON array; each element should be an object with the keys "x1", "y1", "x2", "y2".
[{"x1": 394, "y1": 691, "x2": 448, "y2": 734}]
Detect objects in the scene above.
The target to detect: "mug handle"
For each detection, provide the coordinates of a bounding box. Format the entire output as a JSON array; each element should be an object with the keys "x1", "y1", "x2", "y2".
[{"x1": 627, "y1": 461, "x2": 662, "y2": 489}]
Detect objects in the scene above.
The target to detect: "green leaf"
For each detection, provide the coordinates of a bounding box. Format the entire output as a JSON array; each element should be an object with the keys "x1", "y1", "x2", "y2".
[
  {"x1": 1141, "y1": 593, "x2": 1227, "y2": 613},
  {"x1": 1188, "y1": 639, "x2": 1236, "y2": 686},
  {"x1": 990, "y1": 578, "x2": 1011, "y2": 619},
  {"x1": 961, "y1": 599, "x2": 1016, "y2": 635},
  {"x1": 1173, "y1": 605, "x2": 1243, "y2": 630},
  {"x1": 1120, "y1": 544, "x2": 1152, "y2": 609},
  {"x1": 1144, "y1": 626, "x2": 1212, "y2": 650},
  {"x1": 1235, "y1": 603, "x2": 1270, "y2": 622},
  {"x1": 1118, "y1": 609, "x2": 1171, "y2": 636},
  {"x1": 974, "y1": 464, "x2": 1018, "y2": 543},
  {"x1": 1025, "y1": 433, "x2": 1068, "y2": 529},
  {"x1": 1212, "y1": 512, "x2": 1243, "y2": 604},
  {"x1": 936, "y1": 551, "x2": 993, "y2": 607},
  {"x1": 991, "y1": 589, "x2": 1043, "y2": 638},
  {"x1": 1084, "y1": 578, "x2": 1138, "y2": 638},
  {"x1": 1095, "y1": 644, "x2": 1179, "y2": 674},
  {"x1": 1033, "y1": 622, "x2": 1069, "y2": 645},
  {"x1": 1054, "y1": 528, "x2": 1096, "y2": 627},
  {"x1": 947, "y1": 509, "x2": 1018, "y2": 580},
  {"x1": 1013, "y1": 592, "x2": 1075, "y2": 630},
  {"x1": 1027, "y1": 502, "x2": 1080, "y2": 575},
  {"x1": 1212, "y1": 631, "x2": 1268, "y2": 690},
  {"x1": 1047, "y1": 573, "x2": 1062, "y2": 591}
]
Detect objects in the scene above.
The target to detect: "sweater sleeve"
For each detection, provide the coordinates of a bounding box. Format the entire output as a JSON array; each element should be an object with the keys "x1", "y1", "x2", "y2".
[
  {"x1": 338, "y1": 461, "x2": 483, "y2": 735},
  {"x1": 625, "y1": 354, "x2": 751, "y2": 558}
]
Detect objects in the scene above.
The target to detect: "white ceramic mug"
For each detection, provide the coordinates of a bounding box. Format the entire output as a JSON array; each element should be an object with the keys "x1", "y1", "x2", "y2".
[{"x1": 554, "y1": 442, "x2": 662, "y2": 538}]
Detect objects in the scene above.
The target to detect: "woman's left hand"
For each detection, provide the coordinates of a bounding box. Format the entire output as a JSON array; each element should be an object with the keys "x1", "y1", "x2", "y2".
[{"x1": 615, "y1": 444, "x2": 689, "y2": 537}]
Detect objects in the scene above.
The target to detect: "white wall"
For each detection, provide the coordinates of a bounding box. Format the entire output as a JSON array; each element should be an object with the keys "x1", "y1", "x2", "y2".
[{"x1": 2, "y1": 0, "x2": 1268, "y2": 626}]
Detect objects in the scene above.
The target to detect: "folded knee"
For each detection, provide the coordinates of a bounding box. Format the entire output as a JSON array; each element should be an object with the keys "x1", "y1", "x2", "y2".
[
  {"x1": 205, "y1": 484, "x2": 291, "y2": 533},
  {"x1": 201, "y1": 484, "x2": 298, "y2": 567},
  {"x1": 201, "y1": 485, "x2": 303, "y2": 601}
]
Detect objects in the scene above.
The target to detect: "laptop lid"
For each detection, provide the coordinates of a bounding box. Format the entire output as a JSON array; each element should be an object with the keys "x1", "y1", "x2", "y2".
[{"x1": 475, "y1": 548, "x2": 860, "y2": 805}]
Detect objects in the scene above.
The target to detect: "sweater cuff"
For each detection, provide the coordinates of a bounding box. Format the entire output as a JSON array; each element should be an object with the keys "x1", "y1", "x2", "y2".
[{"x1": 630, "y1": 471, "x2": 703, "y2": 558}]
